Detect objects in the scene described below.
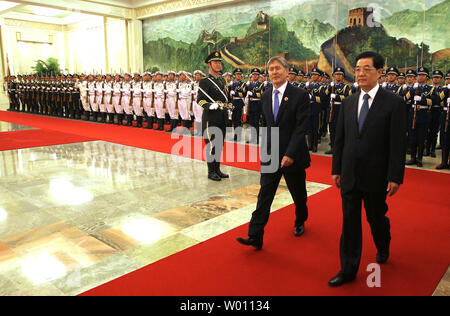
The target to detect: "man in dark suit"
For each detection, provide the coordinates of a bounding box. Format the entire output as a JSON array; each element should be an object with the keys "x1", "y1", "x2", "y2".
[
  {"x1": 237, "y1": 56, "x2": 311, "y2": 250},
  {"x1": 329, "y1": 51, "x2": 407, "y2": 287}
]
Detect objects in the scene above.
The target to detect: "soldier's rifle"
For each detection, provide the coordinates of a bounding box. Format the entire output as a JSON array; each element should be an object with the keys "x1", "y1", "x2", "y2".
[
  {"x1": 412, "y1": 85, "x2": 419, "y2": 130},
  {"x1": 445, "y1": 96, "x2": 449, "y2": 133},
  {"x1": 329, "y1": 82, "x2": 336, "y2": 123}
]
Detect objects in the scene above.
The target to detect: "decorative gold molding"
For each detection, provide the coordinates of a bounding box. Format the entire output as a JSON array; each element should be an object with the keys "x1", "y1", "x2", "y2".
[
  {"x1": 135, "y1": 0, "x2": 248, "y2": 20},
  {"x1": 4, "y1": 18, "x2": 63, "y2": 32}
]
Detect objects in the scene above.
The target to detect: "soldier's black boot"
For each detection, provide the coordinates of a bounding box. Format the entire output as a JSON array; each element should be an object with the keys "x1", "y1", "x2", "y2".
[
  {"x1": 125, "y1": 115, "x2": 132, "y2": 126},
  {"x1": 436, "y1": 144, "x2": 449, "y2": 169},
  {"x1": 430, "y1": 136, "x2": 437, "y2": 158},
  {"x1": 424, "y1": 139, "x2": 431, "y2": 157},
  {"x1": 157, "y1": 118, "x2": 164, "y2": 131},
  {"x1": 166, "y1": 119, "x2": 176, "y2": 133},
  {"x1": 145, "y1": 116, "x2": 154, "y2": 129},
  {"x1": 92, "y1": 112, "x2": 98, "y2": 122},
  {"x1": 208, "y1": 163, "x2": 221, "y2": 181},
  {"x1": 117, "y1": 114, "x2": 123, "y2": 125},
  {"x1": 100, "y1": 113, "x2": 106, "y2": 123},
  {"x1": 84, "y1": 111, "x2": 90, "y2": 121},
  {"x1": 136, "y1": 116, "x2": 143, "y2": 128},
  {"x1": 406, "y1": 145, "x2": 417, "y2": 165},
  {"x1": 312, "y1": 133, "x2": 318, "y2": 153},
  {"x1": 215, "y1": 162, "x2": 229, "y2": 179},
  {"x1": 417, "y1": 144, "x2": 424, "y2": 167}
]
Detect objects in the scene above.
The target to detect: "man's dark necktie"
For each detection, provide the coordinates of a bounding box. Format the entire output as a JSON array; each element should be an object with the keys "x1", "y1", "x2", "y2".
[
  {"x1": 273, "y1": 89, "x2": 280, "y2": 121},
  {"x1": 359, "y1": 94, "x2": 370, "y2": 133}
]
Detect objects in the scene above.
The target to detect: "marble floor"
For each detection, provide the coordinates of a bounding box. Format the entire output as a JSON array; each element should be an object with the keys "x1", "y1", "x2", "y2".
[
  {"x1": 0, "y1": 121, "x2": 36, "y2": 132},
  {"x1": 0, "y1": 93, "x2": 448, "y2": 296}
]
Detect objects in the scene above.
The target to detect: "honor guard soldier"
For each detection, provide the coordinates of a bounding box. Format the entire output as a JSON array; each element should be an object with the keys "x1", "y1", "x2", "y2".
[
  {"x1": 112, "y1": 74, "x2": 123, "y2": 125},
  {"x1": 153, "y1": 71, "x2": 166, "y2": 131},
  {"x1": 165, "y1": 71, "x2": 179, "y2": 132},
  {"x1": 384, "y1": 67, "x2": 404, "y2": 96},
  {"x1": 426, "y1": 70, "x2": 445, "y2": 157},
  {"x1": 103, "y1": 74, "x2": 114, "y2": 123},
  {"x1": 246, "y1": 68, "x2": 265, "y2": 144},
  {"x1": 297, "y1": 70, "x2": 306, "y2": 89},
  {"x1": 177, "y1": 71, "x2": 193, "y2": 133},
  {"x1": 288, "y1": 67, "x2": 299, "y2": 87},
  {"x1": 197, "y1": 51, "x2": 231, "y2": 181},
  {"x1": 121, "y1": 73, "x2": 133, "y2": 126},
  {"x1": 404, "y1": 69, "x2": 417, "y2": 150},
  {"x1": 229, "y1": 68, "x2": 247, "y2": 142},
  {"x1": 7, "y1": 76, "x2": 18, "y2": 111},
  {"x1": 132, "y1": 73, "x2": 144, "y2": 127},
  {"x1": 436, "y1": 72, "x2": 450, "y2": 169},
  {"x1": 306, "y1": 68, "x2": 327, "y2": 152},
  {"x1": 319, "y1": 71, "x2": 331, "y2": 139},
  {"x1": 326, "y1": 67, "x2": 351, "y2": 155},
  {"x1": 405, "y1": 67, "x2": 440, "y2": 167},
  {"x1": 70, "y1": 74, "x2": 82, "y2": 119},
  {"x1": 79, "y1": 74, "x2": 90, "y2": 120},
  {"x1": 142, "y1": 72, "x2": 155, "y2": 129},
  {"x1": 192, "y1": 70, "x2": 205, "y2": 136}
]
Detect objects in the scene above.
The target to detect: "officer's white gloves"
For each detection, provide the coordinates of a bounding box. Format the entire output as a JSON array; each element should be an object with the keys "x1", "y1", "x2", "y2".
[{"x1": 209, "y1": 103, "x2": 219, "y2": 110}]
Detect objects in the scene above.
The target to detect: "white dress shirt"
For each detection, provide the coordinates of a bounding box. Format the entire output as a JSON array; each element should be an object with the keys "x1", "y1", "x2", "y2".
[
  {"x1": 272, "y1": 81, "x2": 288, "y2": 113},
  {"x1": 357, "y1": 84, "x2": 379, "y2": 119}
]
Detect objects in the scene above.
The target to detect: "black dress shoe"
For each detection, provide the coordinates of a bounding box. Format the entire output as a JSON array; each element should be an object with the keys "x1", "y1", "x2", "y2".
[
  {"x1": 328, "y1": 272, "x2": 356, "y2": 287},
  {"x1": 294, "y1": 224, "x2": 305, "y2": 237},
  {"x1": 376, "y1": 252, "x2": 389, "y2": 264},
  {"x1": 215, "y1": 163, "x2": 229, "y2": 179},
  {"x1": 208, "y1": 172, "x2": 222, "y2": 182},
  {"x1": 236, "y1": 237, "x2": 263, "y2": 250}
]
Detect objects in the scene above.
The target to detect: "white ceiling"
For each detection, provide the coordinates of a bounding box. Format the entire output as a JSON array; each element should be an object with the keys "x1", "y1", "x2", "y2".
[{"x1": 0, "y1": 0, "x2": 170, "y2": 25}]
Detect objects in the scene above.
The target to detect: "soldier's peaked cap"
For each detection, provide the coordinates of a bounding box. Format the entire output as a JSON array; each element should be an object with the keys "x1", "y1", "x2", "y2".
[{"x1": 205, "y1": 51, "x2": 222, "y2": 64}]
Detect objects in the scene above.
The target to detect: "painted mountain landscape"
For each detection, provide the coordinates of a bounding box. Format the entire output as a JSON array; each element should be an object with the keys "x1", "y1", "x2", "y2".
[{"x1": 142, "y1": 0, "x2": 450, "y2": 79}]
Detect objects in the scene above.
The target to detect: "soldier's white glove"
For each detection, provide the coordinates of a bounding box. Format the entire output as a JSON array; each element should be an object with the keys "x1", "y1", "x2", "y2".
[
  {"x1": 209, "y1": 103, "x2": 219, "y2": 110},
  {"x1": 330, "y1": 93, "x2": 336, "y2": 100},
  {"x1": 330, "y1": 82, "x2": 335, "y2": 87},
  {"x1": 413, "y1": 83, "x2": 419, "y2": 89},
  {"x1": 353, "y1": 82, "x2": 359, "y2": 88},
  {"x1": 246, "y1": 81, "x2": 250, "y2": 87},
  {"x1": 309, "y1": 94, "x2": 313, "y2": 100},
  {"x1": 447, "y1": 98, "x2": 450, "y2": 104},
  {"x1": 403, "y1": 84, "x2": 407, "y2": 90},
  {"x1": 414, "y1": 96, "x2": 422, "y2": 102},
  {"x1": 447, "y1": 84, "x2": 450, "y2": 90},
  {"x1": 305, "y1": 82, "x2": 310, "y2": 88},
  {"x1": 230, "y1": 91, "x2": 235, "y2": 96},
  {"x1": 248, "y1": 92, "x2": 253, "y2": 97},
  {"x1": 382, "y1": 82, "x2": 387, "y2": 88}
]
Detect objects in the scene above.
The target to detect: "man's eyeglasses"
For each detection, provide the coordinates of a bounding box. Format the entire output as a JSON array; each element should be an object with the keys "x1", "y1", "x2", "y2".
[{"x1": 355, "y1": 67, "x2": 378, "y2": 73}]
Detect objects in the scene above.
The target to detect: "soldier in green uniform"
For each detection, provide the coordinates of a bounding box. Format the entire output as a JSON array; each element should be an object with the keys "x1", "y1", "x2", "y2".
[{"x1": 197, "y1": 51, "x2": 232, "y2": 181}]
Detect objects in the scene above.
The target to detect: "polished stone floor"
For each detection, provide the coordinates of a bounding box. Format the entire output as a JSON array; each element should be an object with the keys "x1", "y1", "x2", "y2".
[
  {"x1": 0, "y1": 141, "x2": 330, "y2": 295},
  {"x1": 0, "y1": 121, "x2": 36, "y2": 132}
]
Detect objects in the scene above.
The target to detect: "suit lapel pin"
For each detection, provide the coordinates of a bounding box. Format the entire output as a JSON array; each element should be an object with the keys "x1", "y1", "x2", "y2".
[{"x1": 284, "y1": 97, "x2": 289, "y2": 102}]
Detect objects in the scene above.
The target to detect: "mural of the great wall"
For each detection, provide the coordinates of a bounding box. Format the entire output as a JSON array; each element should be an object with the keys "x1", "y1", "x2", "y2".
[{"x1": 143, "y1": 0, "x2": 450, "y2": 81}]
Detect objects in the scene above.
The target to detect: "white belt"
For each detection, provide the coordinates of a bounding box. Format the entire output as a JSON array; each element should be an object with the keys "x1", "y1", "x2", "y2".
[
  {"x1": 250, "y1": 98, "x2": 261, "y2": 101},
  {"x1": 233, "y1": 97, "x2": 244, "y2": 100}
]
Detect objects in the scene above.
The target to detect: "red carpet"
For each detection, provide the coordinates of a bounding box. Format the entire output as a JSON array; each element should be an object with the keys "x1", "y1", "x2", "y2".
[
  {"x1": 0, "y1": 129, "x2": 95, "y2": 151},
  {"x1": 1, "y1": 111, "x2": 449, "y2": 296}
]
